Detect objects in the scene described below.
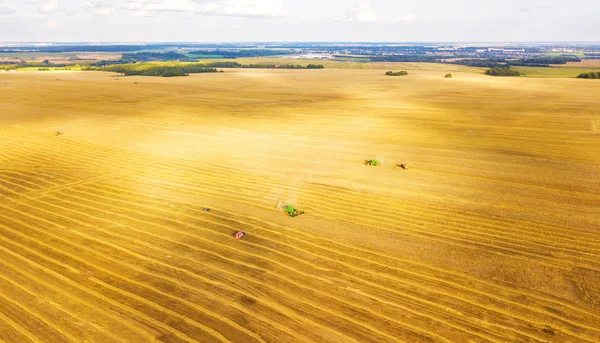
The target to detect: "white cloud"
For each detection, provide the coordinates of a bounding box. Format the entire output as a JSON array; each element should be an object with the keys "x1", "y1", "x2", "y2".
[
  {"x1": 4, "y1": 0, "x2": 599, "y2": 41},
  {"x1": 38, "y1": 0, "x2": 58, "y2": 13},
  {"x1": 124, "y1": 0, "x2": 195, "y2": 15},
  {"x1": 95, "y1": 7, "x2": 113, "y2": 15},
  {"x1": 120, "y1": 0, "x2": 286, "y2": 17},
  {"x1": 345, "y1": 1, "x2": 414, "y2": 23},
  {"x1": 87, "y1": 0, "x2": 116, "y2": 16},
  {"x1": 347, "y1": 0, "x2": 378, "y2": 22},
  {"x1": 0, "y1": 5, "x2": 15, "y2": 14},
  {"x1": 0, "y1": 7, "x2": 15, "y2": 20},
  {"x1": 65, "y1": 1, "x2": 116, "y2": 16},
  {"x1": 210, "y1": 0, "x2": 287, "y2": 17},
  {"x1": 0, "y1": 0, "x2": 16, "y2": 19}
]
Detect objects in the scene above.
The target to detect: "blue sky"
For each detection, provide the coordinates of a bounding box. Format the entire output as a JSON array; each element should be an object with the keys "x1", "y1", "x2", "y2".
[{"x1": 0, "y1": 0, "x2": 599, "y2": 42}]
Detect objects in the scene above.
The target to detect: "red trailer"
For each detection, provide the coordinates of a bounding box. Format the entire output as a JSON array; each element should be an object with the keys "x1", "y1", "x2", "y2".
[{"x1": 234, "y1": 231, "x2": 246, "y2": 239}]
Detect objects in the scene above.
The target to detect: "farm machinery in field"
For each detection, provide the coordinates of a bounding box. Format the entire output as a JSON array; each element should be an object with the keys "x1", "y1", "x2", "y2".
[{"x1": 284, "y1": 205, "x2": 304, "y2": 218}]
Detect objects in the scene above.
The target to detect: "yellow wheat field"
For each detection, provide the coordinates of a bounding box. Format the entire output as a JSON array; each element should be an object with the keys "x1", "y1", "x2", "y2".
[{"x1": 1, "y1": 66, "x2": 600, "y2": 342}]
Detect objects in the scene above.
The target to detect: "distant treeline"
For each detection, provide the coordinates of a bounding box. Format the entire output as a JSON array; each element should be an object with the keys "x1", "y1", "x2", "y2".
[
  {"x1": 485, "y1": 67, "x2": 521, "y2": 76},
  {"x1": 89, "y1": 60, "x2": 130, "y2": 67},
  {"x1": 121, "y1": 52, "x2": 197, "y2": 62},
  {"x1": 452, "y1": 55, "x2": 580, "y2": 68},
  {"x1": 279, "y1": 64, "x2": 324, "y2": 69},
  {"x1": 4, "y1": 60, "x2": 324, "y2": 75},
  {"x1": 188, "y1": 49, "x2": 294, "y2": 58},
  {"x1": 450, "y1": 59, "x2": 506, "y2": 68},
  {"x1": 95, "y1": 64, "x2": 218, "y2": 77},
  {"x1": 199, "y1": 62, "x2": 324, "y2": 69},
  {"x1": 369, "y1": 55, "x2": 580, "y2": 66},
  {"x1": 509, "y1": 56, "x2": 581, "y2": 66},
  {"x1": 86, "y1": 61, "x2": 324, "y2": 77},
  {"x1": 577, "y1": 72, "x2": 600, "y2": 79},
  {"x1": 385, "y1": 71, "x2": 408, "y2": 76},
  {"x1": 0, "y1": 62, "x2": 69, "y2": 70}
]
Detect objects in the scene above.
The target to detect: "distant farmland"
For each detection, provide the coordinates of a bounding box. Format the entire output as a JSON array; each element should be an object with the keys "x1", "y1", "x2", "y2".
[{"x1": 1, "y1": 65, "x2": 600, "y2": 342}]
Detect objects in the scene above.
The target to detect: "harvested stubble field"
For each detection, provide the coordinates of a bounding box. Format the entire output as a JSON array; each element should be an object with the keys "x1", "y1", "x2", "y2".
[{"x1": 1, "y1": 65, "x2": 600, "y2": 343}]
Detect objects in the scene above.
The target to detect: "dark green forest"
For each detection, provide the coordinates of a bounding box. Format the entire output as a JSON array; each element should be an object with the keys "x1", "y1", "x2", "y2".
[
  {"x1": 85, "y1": 61, "x2": 325, "y2": 77},
  {"x1": 485, "y1": 67, "x2": 521, "y2": 76},
  {"x1": 577, "y1": 72, "x2": 600, "y2": 79},
  {"x1": 451, "y1": 55, "x2": 580, "y2": 68},
  {"x1": 98, "y1": 64, "x2": 218, "y2": 77}
]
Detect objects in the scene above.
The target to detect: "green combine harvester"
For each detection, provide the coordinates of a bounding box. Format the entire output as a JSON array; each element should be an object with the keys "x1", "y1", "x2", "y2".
[{"x1": 284, "y1": 205, "x2": 304, "y2": 218}]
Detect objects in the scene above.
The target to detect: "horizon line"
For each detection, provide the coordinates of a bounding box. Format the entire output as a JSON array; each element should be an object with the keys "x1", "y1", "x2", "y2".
[{"x1": 2, "y1": 41, "x2": 600, "y2": 44}]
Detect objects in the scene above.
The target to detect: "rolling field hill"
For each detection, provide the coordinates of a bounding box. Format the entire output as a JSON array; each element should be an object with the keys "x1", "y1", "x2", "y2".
[{"x1": 1, "y1": 66, "x2": 600, "y2": 342}]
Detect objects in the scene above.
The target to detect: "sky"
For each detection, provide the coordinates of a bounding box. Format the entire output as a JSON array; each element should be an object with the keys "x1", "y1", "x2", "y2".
[{"x1": 0, "y1": 0, "x2": 599, "y2": 42}]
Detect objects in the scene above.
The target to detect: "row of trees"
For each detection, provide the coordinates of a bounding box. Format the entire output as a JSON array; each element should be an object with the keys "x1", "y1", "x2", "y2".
[
  {"x1": 485, "y1": 67, "x2": 521, "y2": 76},
  {"x1": 385, "y1": 71, "x2": 408, "y2": 76},
  {"x1": 121, "y1": 61, "x2": 325, "y2": 69},
  {"x1": 201, "y1": 61, "x2": 242, "y2": 68},
  {"x1": 4, "y1": 60, "x2": 325, "y2": 76},
  {"x1": 451, "y1": 59, "x2": 505, "y2": 68},
  {"x1": 577, "y1": 72, "x2": 600, "y2": 79},
  {"x1": 372, "y1": 55, "x2": 580, "y2": 67},
  {"x1": 451, "y1": 55, "x2": 581, "y2": 68},
  {"x1": 0, "y1": 62, "x2": 69, "y2": 71},
  {"x1": 509, "y1": 56, "x2": 580, "y2": 66},
  {"x1": 97, "y1": 64, "x2": 218, "y2": 77},
  {"x1": 279, "y1": 64, "x2": 324, "y2": 69},
  {"x1": 226, "y1": 63, "x2": 324, "y2": 69},
  {"x1": 90, "y1": 61, "x2": 325, "y2": 77}
]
